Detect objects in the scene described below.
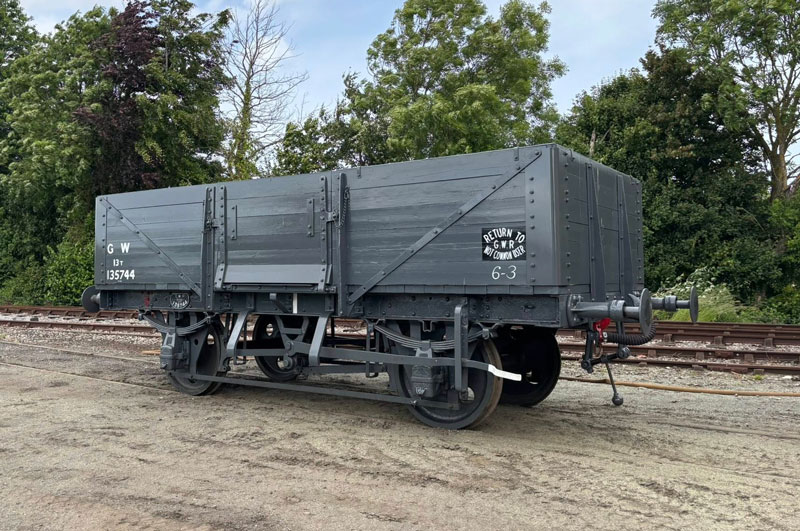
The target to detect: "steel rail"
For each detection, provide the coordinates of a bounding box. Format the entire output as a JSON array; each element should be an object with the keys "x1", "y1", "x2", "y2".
[
  {"x1": 4, "y1": 305, "x2": 800, "y2": 346},
  {"x1": 0, "y1": 318, "x2": 156, "y2": 336},
  {"x1": 558, "y1": 341, "x2": 800, "y2": 364},
  {"x1": 2, "y1": 317, "x2": 798, "y2": 375},
  {"x1": 560, "y1": 353, "x2": 800, "y2": 375},
  {"x1": 2, "y1": 306, "x2": 800, "y2": 365}
]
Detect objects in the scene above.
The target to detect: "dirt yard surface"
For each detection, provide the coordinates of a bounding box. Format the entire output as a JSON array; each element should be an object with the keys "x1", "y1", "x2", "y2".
[{"x1": 1, "y1": 339, "x2": 799, "y2": 531}]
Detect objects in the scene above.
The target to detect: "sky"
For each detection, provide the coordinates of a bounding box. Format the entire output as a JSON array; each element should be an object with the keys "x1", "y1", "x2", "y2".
[{"x1": 19, "y1": 0, "x2": 659, "y2": 116}]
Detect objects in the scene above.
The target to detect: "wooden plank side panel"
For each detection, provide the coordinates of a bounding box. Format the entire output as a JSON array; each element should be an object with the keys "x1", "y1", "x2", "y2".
[
  {"x1": 101, "y1": 203, "x2": 205, "y2": 288},
  {"x1": 224, "y1": 173, "x2": 324, "y2": 284},
  {"x1": 345, "y1": 165, "x2": 530, "y2": 289}
]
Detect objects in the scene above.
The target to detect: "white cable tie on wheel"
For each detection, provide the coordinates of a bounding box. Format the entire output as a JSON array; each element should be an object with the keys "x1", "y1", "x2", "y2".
[{"x1": 487, "y1": 364, "x2": 522, "y2": 381}]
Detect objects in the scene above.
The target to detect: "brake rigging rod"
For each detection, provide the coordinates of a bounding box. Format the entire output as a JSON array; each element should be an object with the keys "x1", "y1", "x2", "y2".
[{"x1": 603, "y1": 356, "x2": 624, "y2": 406}]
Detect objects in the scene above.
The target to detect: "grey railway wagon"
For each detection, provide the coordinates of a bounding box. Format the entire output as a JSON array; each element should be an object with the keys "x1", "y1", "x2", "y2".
[{"x1": 84, "y1": 143, "x2": 696, "y2": 428}]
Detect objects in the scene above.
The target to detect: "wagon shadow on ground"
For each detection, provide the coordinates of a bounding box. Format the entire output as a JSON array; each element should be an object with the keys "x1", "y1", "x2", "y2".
[{"x1": 201, "y1": 374, "x2": 647, "y2": 442}]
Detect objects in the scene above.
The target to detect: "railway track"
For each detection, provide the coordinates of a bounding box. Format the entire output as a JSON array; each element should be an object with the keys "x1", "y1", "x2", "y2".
[
  {"x1": 0, "y1": 305, "x2": 139, "y2": 320},
  {"x1": 558, "y1": 344, "x2": 800, "y2": 374},
  {"x1": 0, "y1": 317, "x2": 156, "y2": 337},
  {"x1": 1, "y1": 306, "x2": 799, "y2": 374},
  {"x1": 4, "y1": 305, "x2": 800, "y2": 346}
]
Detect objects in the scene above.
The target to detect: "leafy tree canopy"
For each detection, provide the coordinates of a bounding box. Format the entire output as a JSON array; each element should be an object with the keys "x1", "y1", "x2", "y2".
[
  {"x1": 274, "y1": 0, "x2": 564, "y2": 174},
  {"x1": 0, "y1": 0, "x2": 36, "y2": 75},
  {"x1": 75, "y1": 0, "x2": 230, "y2": 198},
  {"x1": 0, "y1": 1, "x2": 230, "y2": 301},
  {"x1": 654, "y1": 0, "x2": 800, "y2": 201},
  {"x1": 557, "y1": 47, "x2": 777, "y2": 301}
]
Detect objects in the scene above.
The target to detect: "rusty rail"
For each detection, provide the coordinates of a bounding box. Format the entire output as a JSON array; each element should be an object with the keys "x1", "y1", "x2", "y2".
[{"x1": 1, "y1": 306, "x2": 799, "y2": 374}]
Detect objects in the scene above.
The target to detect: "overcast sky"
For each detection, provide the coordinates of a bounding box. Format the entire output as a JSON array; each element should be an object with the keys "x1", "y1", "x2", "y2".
[{"x1": 20, "y1": 0, "x2": 658, "y2": 116}]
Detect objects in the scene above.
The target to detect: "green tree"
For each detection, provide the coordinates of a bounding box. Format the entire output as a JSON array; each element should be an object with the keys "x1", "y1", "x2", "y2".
[
  {"x1": 557, "y1": 48, "x2": 776, "y2": 301},
  {"x1": 0, "y1": 0, "x2": 38, "y2": 286},
  {"x1": 136, "y1": 0, "x2": 230, "y2": 187},
  {"x1": 275, "y1": 0, "x2": 564, "y2": 170},
  {"x1": 0, "y1": 8, "x2": 110, "y2": 285},
  {"x1": 0, "y1": 0, "x2": 35, "y2": 68},
  {"x1": 654, "y1": 0, "x2": 800, "y2": 201},
  {"x1": 75, "y1": 0, "x2": 230, "y2": 197},
  {"x1": 43, "y1": 239, "x2": 95, "y2": 305},
  {"x1": 0, "y1": 0, "x2": 37, "y2": 170},
  {"x1": 0, "y1": 1, "x2": 231, "y2": 303},
  {"x1": 273, "y1": 108, "x2": 342, "y2": 175}
]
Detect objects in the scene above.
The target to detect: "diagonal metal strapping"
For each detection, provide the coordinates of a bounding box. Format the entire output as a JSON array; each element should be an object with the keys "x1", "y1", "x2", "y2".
[
  {"x1": 347, "y1": 150, "x2": 542, "y2": 304},
  {"x1": 100, "y1": 197, "x2": 202, "y2": 296}
]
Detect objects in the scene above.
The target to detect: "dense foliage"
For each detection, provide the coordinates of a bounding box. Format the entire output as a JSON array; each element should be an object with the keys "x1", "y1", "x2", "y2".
[
  {"x1": 0, "y1": 0, "x2": 229, "y2": 304},
  {"x1": 1, "y1": 0, "x2": 799, "y2": 323},
  {"x1": 274, "y1": 0, "x2": 564, "y2": 174},
  {"x1": 654, "y1": 0, "x2": 800, "y2": 202},
  {"x1": 556, "y1": 48, "x2": 778, "y2": 303}
]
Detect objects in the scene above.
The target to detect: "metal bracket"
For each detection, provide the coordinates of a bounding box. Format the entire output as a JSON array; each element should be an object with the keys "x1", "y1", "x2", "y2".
[
  {"x1": 226, "y1": 311, "x2": 250, "y2": 364},
  {"x1": 308, "y1": 314, "x2": 331, "y2": 367},
  {"x1": 307, "y1": 198, "x2": 315, "y2": 236},
  {"x1": 100, "y1": 197, "x2": 202, "y2": 296},
  {"x1": 269, "y1": 293, "x2": 289, "y2": 313},
  {"x1": 454, "y1": 303, "x2": 468, "y2": 393},
  {"x1": 617, "y1": 174, "x2": 634, "y2": 298},
  {"x1": 348, "y1": 152, "x2": 542, "y2": 304}
]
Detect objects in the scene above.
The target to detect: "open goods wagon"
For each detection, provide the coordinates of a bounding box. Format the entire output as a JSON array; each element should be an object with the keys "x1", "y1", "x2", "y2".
[{"x1": 83, "y1": 144, "x2": 696, "y2": 428}]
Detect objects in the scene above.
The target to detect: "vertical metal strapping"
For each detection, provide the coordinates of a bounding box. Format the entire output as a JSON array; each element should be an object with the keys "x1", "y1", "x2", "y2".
[
  {"x1": 616, "y1": 174, "x2": 634, "y2": 298},
  {"x1": 585, "y1": 163, "x2": 607, "y2": 302},
  {"x1": 98, "y1": 198, "x2": 108, "y2": 286},
  {"x1": 634, "y1": 182, "x2": 644, "y2": 289},
  {"x1": 306, "y1": 198, "x2": 315, "y2": 237},
  {"x1": 319, "y1": 173, "x2": 330, "y2": 290},
  {"x1": 524, "y1": 148, "x2": 536, "y2": 286},
  {"x1": 216, "y1": 185, "x2": 227, "y2": 269},
  {"x1": 522, "y1": 147, "x2": 551, "y2": 289},
  {"x1": 202, "y1": 187, "x2": 215, "y2": 310},
  {"x1": 230, "y1": 204, "x2": 238, "y2": 240},
  {"x1": 335, "y1": 172, "x2": 349, "y2": 314}
]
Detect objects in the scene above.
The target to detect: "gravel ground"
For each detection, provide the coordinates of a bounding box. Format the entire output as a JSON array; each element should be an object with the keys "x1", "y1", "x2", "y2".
[{"x1": 1, "y1": 333, "x2": 800, "y2": 530}]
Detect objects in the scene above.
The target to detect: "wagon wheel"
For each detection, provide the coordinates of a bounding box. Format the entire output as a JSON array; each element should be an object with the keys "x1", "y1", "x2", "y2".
[
  {"x1": 167, "y1": 321, "x2": 226, "y2": 396},
  {"x1": 496, "y1": 327, "x2": 560, "y2": 407},
  {"x1": 252, "y1": 315, "x2": 301, "y2": 382},
  {"x1": 387, "y1": 337, "x2": 503, "y2": 430}
]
